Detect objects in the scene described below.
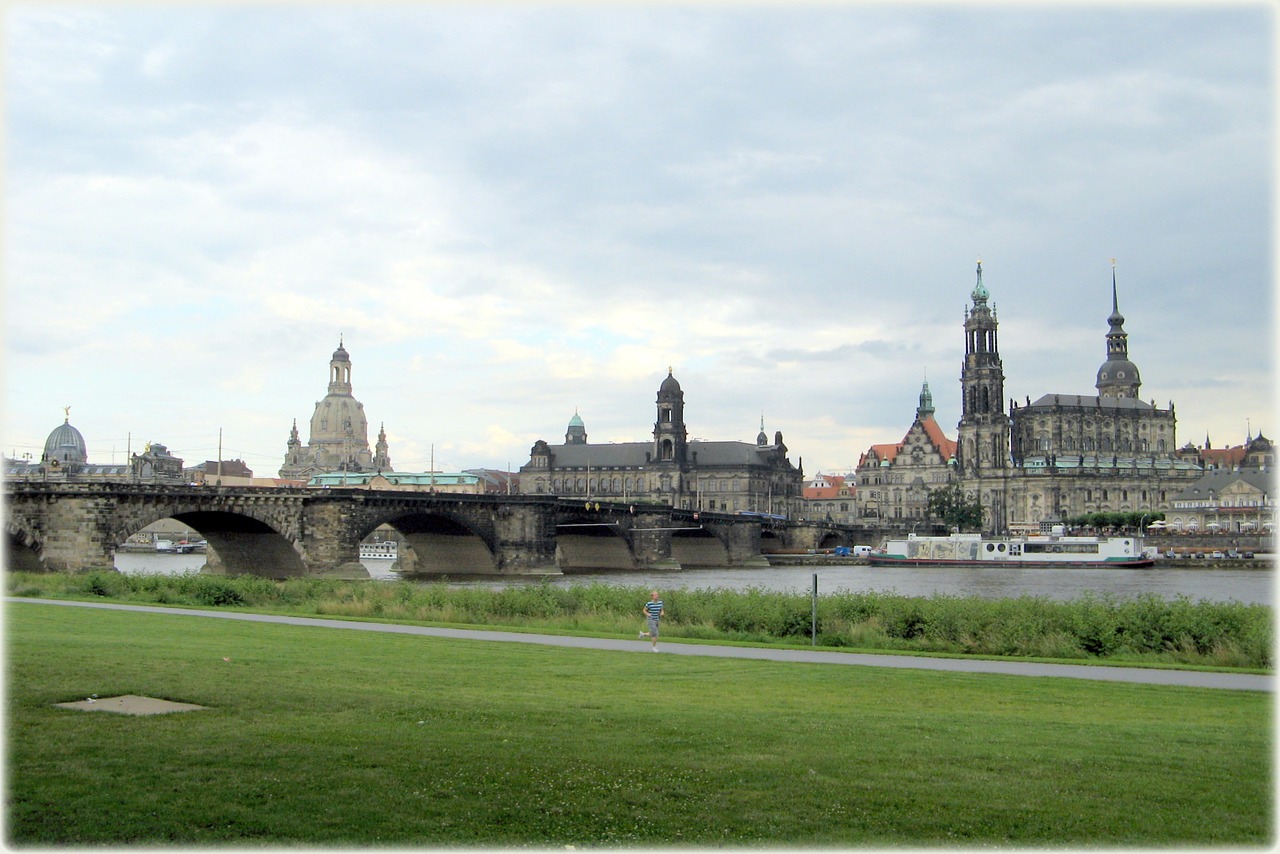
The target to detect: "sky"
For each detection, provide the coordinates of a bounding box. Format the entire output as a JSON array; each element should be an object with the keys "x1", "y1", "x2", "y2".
[{"x1": 4, "y1": 2, "x2": 1275, "y2": 480}]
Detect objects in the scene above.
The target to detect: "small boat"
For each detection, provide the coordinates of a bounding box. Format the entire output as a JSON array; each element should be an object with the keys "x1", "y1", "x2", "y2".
[
  {"x1": 359, "y1": 541, "x2": 399, "y2": 560},
  {"x1": 869, "y1": 526, "x2": 1154, "y2": 568}
]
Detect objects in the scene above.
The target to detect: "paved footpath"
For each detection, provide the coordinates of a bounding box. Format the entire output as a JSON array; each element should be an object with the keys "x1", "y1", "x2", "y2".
[{"x1": 11, "y1": 598, "x2": 1272, "y2": 692}]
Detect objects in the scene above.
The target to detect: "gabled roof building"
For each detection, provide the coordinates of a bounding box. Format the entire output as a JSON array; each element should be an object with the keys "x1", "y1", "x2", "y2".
[
  {"x1": 519, "y1": 370, "x2": 804, "y2": 516},
  {"x1": 855, "y1": 380, "x2": 957, "y2": 524}
]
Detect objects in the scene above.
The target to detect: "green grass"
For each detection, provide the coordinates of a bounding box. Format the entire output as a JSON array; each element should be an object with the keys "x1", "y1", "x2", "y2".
[
  {"x1": 6, "y1": 602, "x2": 1272, "y2": 847},
  {"x1": 8, "y1": 570, "x2": 1273, "y2": 669}
]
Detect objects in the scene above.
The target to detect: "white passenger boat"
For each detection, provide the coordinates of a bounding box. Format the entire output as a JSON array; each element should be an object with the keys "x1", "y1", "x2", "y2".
[
  {"x1": 870, "y1": 526, "x2": 1153, "y2": 568},
  {"x1": 359, "y1": 541, "x2": 399, "y2": 560}
]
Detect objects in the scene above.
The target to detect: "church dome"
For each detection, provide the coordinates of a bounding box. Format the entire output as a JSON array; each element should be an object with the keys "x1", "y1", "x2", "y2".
[
  {"x1": 1096, "y1": 359, "x2": 1141, "y2": 389},
  {"x1": 44, "y1": 417, "x2": 88, "y2": 464},
  {"x1": 568, "y1": 412, "x2": 585, "y2": 429},
  {"x1": 659, "y1": 369, "x2": 681, "y2": 397},
  {"x1": 332, "y1": 340, "x2": 350, "y2": 362}
]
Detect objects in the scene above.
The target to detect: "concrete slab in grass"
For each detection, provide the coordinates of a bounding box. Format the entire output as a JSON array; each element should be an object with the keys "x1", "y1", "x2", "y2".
[{"x1": 54, "y1": 695, "x2": 208, "y2": 716}]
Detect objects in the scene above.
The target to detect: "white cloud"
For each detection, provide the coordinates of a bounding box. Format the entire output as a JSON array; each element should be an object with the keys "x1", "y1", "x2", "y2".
[{"x1": 4, "y1": 5, "x2": 1272, "y2": 480}]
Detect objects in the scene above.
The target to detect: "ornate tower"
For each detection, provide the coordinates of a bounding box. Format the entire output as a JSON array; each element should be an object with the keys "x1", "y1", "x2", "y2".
[
  {"x1": 1095, "y1": 260, "x2": 1142, "y2": 399},
  {"x1": 374, "y1": 423, "x2": 392, "y2": 470},
  {"x1": 916, "y1": 377, "x2": 935, "y2": 422},
  {"x1": 279, "y1": 338, "x2": 388, "y2": 479},
  {"x1": 652, "y1": 368, "x2": 688, "y2": 465},
  {"x1": 565, "y1": 410, "x2": 588, "y2": 445},
  {"x1": 328, "y1": 338, "x2": 353, "y2": 395},
  {"x1": 957, "y1": 261, "x2": 1010, "y2": 477}
]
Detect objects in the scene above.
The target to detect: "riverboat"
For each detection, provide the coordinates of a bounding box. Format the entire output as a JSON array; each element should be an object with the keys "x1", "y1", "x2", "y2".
[
  {"x1": 870, "y1": 526, "x2": 1154, "y2": 568},
  {"x1": 359, "y1": 541, "x2": 399, "y2": 561}
]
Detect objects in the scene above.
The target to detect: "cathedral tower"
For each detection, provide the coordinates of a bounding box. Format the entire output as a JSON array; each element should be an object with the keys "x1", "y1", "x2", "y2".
[
  {"x1": 1095, "y1": 261, "x2": 1142, "y2": 399},
  {"x1": 653, "y1": 368, "x2": 688, "y2": 465},
  {"x1": 279, "y1": 338, "x2": 389, "y2": 480},
  {"x1": 957, "y1": 261, "x2": 1010, "y2": 476}
]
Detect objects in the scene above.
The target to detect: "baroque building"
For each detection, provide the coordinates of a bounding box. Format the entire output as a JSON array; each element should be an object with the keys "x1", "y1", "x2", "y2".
[
  {"x1": 998, "y1": 262, "x2": 1201, "y2": 530},
  {"x1": 518, "y1": 370, "x2": 804, "y2": 516},
  {"x1": 4, "y1": 409, "x2": 185, "y2": 483},
  {"x1": 857, "y1": 262, "x2": 1206, "y2": 532},
  {"x1": 279, "y1": 339, "x2": 393, "y2": 480},
  {"x1": 855, "y1": 379, "x2": 958, "y2": 525}
]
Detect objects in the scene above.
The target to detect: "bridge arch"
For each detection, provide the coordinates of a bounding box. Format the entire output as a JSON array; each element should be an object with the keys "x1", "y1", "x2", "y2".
[
  {"x1": 816, "y1": 531, "x2": 847, "y2": 550},
  {"x1": 670, "y1": 526, "x2": 731, "y2": 567},
  {"x1": 554, "y1": 513, "x2": 636, "y2": 571},
  {"x1": 6, "y1": 521, "x2": 46, "y2": 573},
  {"x1": 368, "y1": 510, "x2": 497, "y2": 576},
  {"x1": 150, "y1": 510, "x2": 307, "y2": 578}
]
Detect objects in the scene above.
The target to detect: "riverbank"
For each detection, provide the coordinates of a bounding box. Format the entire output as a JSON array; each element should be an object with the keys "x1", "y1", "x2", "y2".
[
  {"x1": 766, "y1": 553, "x2": 1274, "y2": 569},
  {"x1": 8, "y1": 570, "x2": 1271, "y2": 670}
]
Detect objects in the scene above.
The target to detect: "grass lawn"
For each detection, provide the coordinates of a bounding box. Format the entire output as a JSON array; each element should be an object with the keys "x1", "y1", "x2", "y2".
[{"x1": 6, "y1": 602, "x2": 1272, "y2": 847}]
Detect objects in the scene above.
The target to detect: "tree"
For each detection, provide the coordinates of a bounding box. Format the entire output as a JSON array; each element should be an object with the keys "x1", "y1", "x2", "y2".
[{"x1": 926, "y1": 482, "x2": 985, "y2": 532}]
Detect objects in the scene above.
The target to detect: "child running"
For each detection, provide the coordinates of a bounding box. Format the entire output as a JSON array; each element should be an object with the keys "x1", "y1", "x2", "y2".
[{"x1": 639, "y1": 590, "x2": 664, "y2": 652}]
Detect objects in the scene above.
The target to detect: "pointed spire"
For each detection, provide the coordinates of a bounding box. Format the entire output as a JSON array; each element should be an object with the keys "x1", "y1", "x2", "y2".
[
  {"x1": 1108, "y1": 258, "x2": 1124, "y2": 327},
  {"x1": 971, "y1": 258, "x2": 989, "y2": 305}
]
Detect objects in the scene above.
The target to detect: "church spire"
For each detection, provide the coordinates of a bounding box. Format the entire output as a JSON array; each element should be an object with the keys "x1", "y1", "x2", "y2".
[
  {"x1": 1096, "y1": 259, "x2": 1142, "y2": 399},
  {"x1": 917, "y1": 375, "x2": 935, "y2": 421}
]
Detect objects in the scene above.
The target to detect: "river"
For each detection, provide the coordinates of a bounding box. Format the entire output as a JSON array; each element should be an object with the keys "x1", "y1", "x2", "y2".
[{"x1": 113, "y1": 553, "x2": 1274, "y2": 605}]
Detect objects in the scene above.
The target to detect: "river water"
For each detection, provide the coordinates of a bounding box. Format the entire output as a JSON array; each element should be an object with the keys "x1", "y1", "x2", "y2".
[{"x1": 114, "y1": 553, "x2": 1274, "y2": 605}]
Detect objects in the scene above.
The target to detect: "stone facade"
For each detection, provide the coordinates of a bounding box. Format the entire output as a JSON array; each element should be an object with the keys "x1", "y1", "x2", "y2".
[
  {"x1": 5, "y1": 482, "x2": 829, "y2": 576},
  {"x1": 518, "y1": 370, "x2": 805, "y2": 516},
  {"x1": 279, "y1": 339, "x2": 392, "y2": 480},
  {"x1": 857, "y1": 262, "x2": 1207, "y2": 533},
  {"x1": 4, "y1": 411, "x2": 185, "y2": 484},
  {"x1": 855, "y1": 381, "x2": 957, "y2": 525},
  {"x1": 1166, "y1": 466, "x2": 1274, "y2": 535}
]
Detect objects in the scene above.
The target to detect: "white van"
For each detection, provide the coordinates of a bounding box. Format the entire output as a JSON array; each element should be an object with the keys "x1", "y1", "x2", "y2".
[{"x1": 852, "y1": 545, "x2": 873, "y2": 558}]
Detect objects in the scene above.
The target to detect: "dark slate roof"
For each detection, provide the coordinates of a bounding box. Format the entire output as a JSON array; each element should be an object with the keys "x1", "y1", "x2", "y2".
[
  {"x1": 1171, "y1": 469, "x2": 1274, "y2": 502},
  {"x1": 543, "y1": 440, "x2": 788, "y2": 469},
  {"x1": 1024, "y1": 394, "x2": 1155, "y2": 412}
]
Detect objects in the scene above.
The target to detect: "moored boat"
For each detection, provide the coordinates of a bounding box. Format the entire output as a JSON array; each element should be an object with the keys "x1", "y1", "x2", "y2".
[
  {"x1": 359, "y1": 540, "x2": 399, "y2": 561},
  {"x1": 870, "y1": 526, "x2": 1153, "y2": 568}
]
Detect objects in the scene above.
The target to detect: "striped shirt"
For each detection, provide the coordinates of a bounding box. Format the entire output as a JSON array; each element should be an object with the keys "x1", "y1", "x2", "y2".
[{"x1": 645, "y1": 600, "x2": 664, "y2": 619}]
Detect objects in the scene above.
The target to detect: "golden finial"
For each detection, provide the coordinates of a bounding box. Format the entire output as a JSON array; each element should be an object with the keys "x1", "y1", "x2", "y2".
[{"x1": 63, "y1": 405, "x2": 70, "y2": 422}]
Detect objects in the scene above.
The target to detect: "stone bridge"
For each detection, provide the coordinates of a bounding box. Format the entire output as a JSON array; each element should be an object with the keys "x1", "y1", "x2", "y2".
[{"x1": 4, "y1": 483, "x2": 861, "y2": 578}]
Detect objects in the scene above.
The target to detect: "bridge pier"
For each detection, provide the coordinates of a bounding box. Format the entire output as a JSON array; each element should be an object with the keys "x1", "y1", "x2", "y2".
[
  {"x1": 491, "y1": 505, "x2": 559, "y2": 574},
  {"x1": 25, "y1": 493, "x2": 118, "y2": 572},
  {"x1": 628, "y1": 514, "x2": 680, "y2": 570}
]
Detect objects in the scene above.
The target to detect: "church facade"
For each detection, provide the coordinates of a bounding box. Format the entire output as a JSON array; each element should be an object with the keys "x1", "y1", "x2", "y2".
[
  {"x1": 518, "y1": 370, "x2": 804, "y2": 516},
  {"x1": 857, "y1": 262, "x2": 1206, "y2": 532},
  {"x1": 279, "y1": 340, "x2": 392, "y2": 481}
]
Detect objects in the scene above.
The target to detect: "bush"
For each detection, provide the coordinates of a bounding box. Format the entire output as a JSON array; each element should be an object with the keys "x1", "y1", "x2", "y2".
[{"x1": 6, "y1": 572, "x2": 1271, "y2": 669}]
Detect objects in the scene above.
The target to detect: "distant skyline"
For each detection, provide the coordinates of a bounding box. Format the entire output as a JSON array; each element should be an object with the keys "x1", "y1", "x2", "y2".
[{"x1": 4, "y1": 4, "x2": 1274, "y2": 478}]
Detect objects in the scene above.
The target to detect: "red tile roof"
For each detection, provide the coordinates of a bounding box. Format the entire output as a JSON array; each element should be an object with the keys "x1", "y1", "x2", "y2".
[{"x1": 858, "y1": 416, "x2": 957, "y2": 468}]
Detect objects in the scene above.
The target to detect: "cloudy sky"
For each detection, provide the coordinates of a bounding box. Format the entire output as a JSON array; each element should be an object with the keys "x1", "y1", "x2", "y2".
[{"x1": 4, "y1": 3, "x2": 1274, "y2": 479}]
